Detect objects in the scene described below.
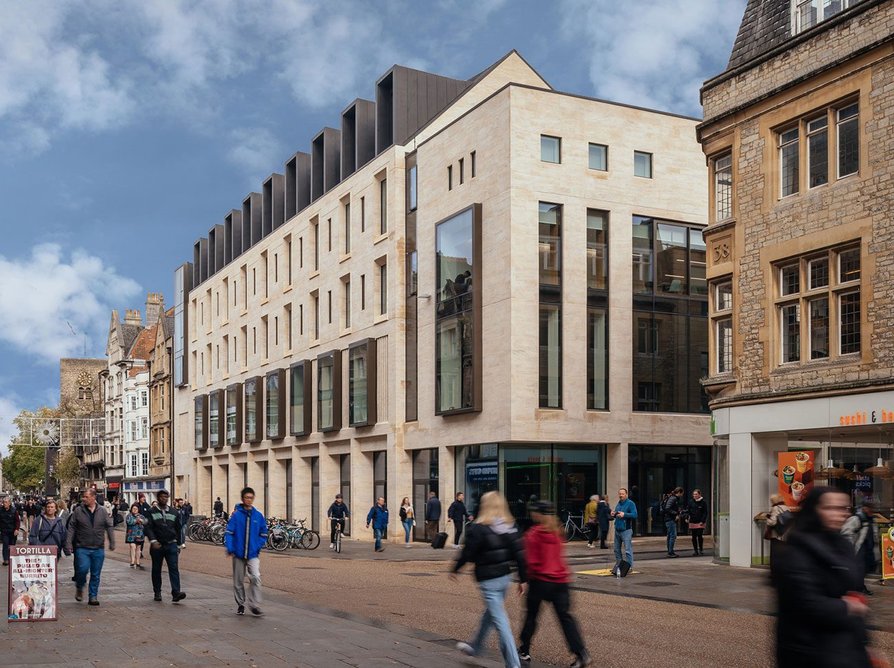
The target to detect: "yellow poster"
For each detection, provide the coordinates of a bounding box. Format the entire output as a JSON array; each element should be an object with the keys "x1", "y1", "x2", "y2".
[{"x1": 881, "y1": 527, "x2": 894, "y2": 581}]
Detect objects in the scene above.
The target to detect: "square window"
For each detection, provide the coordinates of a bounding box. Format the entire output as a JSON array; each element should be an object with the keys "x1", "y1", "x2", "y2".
[
  {"x1": 588, "y1": 143, "x2": 608, "y2": 171},
  {"x1": 839, "y1": 248, "x2": 860, "y2": 282},
  {"x1": 540, "y1": 135, "x2": 561, "y2": 163},
  {"x1": 780, "y1": 264, "x2": 800, "y2": 296},
  {"x1": 808, "y1": 257, "x2": 829, "y2": 289},
  {"x1": 634, "y1": 151, "x2": 652, "y2": 178}
]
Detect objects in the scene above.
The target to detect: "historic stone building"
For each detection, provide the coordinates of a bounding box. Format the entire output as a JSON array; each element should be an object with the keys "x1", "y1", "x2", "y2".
[
  {"x1": 148, "y1": 308, "x2": 175, "y2": 497},
  {"x1": 698, "y1": 0, "x2": 894, "y2": 566},
  {"x1": 58, "y1": 358, "x2": 106, "y2": 493}
]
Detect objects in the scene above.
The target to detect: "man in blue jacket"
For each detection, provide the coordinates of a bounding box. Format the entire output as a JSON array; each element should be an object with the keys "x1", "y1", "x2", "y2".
[
  {"x1": 225, "y1": 487, "x2": 268, "y2": 616},
  {"x1": 611, "y1": 487, "x2": 638, "y2": 572},
  {"x1": 366, "y1": 497, "x2": 389, "y2": 553}
]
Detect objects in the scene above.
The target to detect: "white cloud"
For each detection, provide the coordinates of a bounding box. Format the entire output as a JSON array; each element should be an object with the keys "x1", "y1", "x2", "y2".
[
  {"x1": 559, "y1": 0, "x2": 746, "y2": 115},
  {"x1": 0, "y1": 244, "x2": 141, "y2": 363},
  {"x1": 227, "y1": 127, "x2": 284, "y2": 186},
  {"x1": 0, "y1": 394, "x2": 23, "y2": 456}
]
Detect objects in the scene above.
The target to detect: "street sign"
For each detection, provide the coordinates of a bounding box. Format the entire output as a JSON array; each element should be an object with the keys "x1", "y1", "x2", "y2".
[{"x1": 7, "y1": 546, "x2": 58, "y2": 622}]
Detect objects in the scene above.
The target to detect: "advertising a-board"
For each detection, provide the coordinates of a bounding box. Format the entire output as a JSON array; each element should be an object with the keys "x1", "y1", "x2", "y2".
[{"x1": 7, "y1": 545, "x2": 57, "y2": 622}]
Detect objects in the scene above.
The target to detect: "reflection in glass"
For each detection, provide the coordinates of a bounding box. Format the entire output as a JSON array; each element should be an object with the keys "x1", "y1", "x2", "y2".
[
  {"x1": 290, "y1": 364, "x2": 305, "y2": 435},
  {"x1": 657, "y1": 224, "x2": 687, "y2": 294},
  {"x1": 226, "y1": 386, "x2": 239, "y2": 446},
  {"x1": 194, "y1": 396, "x2": 204, "y2": 449},
  {"x1": 209, "y1": 392, "x2": 219, "y2": 448},
  {"x1": 538, "y1": 203, "x2": 561, "y2": 287},
  {"x1": 436, "y1": 209, "x2": 473, "y2": 308},
  {"x1": 437, "y1": 315, "x2": 473, "y2": 412},
  {"x1": 539, "y1": 305, "x2": 561, "y2": 408},
  {"x1": 266, "y1": 373, "x2": 279, "y2": 439},
  {"x1": 319, "y1": 358, "x2": 334, "y2": 430},
  {"x1": 349, "y1": 346, "x2": 368, "y2": 425},
  {"x1": 632, "y1": 216, "x2": 653, "y2": 294},
  {"x1": 586, "y1": 210, "x2": 607, "y2": 291},
  {"x1": 588, "y1": 308, "x2": 608, "y2": 409},
  {"x1": 809, "y1": 298, "x2": 829, "y2": 359},
  {"x1": 689, "y1": 229, "x2": 707, "y2": 296},
  {"x1": 245, "y1": 379, "x2": 258, "y2": 442}
]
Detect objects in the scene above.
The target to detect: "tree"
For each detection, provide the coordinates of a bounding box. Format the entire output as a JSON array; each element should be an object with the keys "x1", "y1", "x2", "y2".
[
  {"x1": 2, "y1": 407, "x2": 56, "y2": 493},
  {"x1": 55, "y1": 446, "x2": 81, "y2": 489}
]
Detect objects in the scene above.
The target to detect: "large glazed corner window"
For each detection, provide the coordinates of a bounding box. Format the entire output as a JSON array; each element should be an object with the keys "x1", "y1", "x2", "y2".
[
  {"x1": 209, "y1": 389, "x2": 223, "y2": 448},
  {"x1": 317, "y1": 350, "x2": 342, "y2": 432},
  {"x1": 349, "y1": 339, "x2": 377, "y2": 427},
  {"x1": 435, "y1": 204, "x2": 482, "y2": 415},
  {"x1": 290, "y1": 360, "x2": 312, "y2": 437},
  {"x1": 244, "y1": 376, "x2": 263, "y2": 443},
  {"x1": 266, "y1": 369, "x2": 285, "y2": 440},
  {"x1": 587, "y1": 209, "x2": 609, "y2": 410},
  {"x1": 713, "y1": 152, "x2": 733, "y2": 222},
  {"x1": 226, "y1": 383, "x2": 242, "y2": 446},
  {"x1": 539, "y1": 202, "x2": 562, "y2": 409},
  {"x1": 774, "y1": 244, "x2": 861, "y2": 365},
  {"x1": 194, "y1": 395, "x2": 207, "y2": 450}
]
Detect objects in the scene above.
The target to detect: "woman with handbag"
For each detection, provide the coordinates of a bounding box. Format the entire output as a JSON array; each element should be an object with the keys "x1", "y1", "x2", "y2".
[
  {"x1": 27, "y1": 500, "x2": 66, "y2": 558},
  {"x1": 399, "y1": 497, "x2": 415, "y2": 548},
  {"x1": 687, "y1": 489, "x2": 708, "y2": 556}
]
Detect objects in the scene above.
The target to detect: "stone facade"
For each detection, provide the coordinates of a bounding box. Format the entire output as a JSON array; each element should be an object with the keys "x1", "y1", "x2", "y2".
[
  {"x1": 148, "y1": 311, "x2": 174, "y2": 491},
  {"x1": 59, "y1": 358, "x2": 106, "y2": 417}
]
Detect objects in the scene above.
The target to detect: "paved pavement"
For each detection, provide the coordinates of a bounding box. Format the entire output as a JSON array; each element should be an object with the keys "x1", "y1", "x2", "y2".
[{"x1": 0, "y1": 553, "x2": 527, "y2": 668}]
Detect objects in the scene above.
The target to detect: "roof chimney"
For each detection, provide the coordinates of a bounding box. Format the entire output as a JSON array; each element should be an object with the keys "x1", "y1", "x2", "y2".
[
  {"x1": 146, "y1": 293, "x2": 164, "y2": 325},
  {"x1": 124, "y1": 309, "x2": 142, "y2": 327}
]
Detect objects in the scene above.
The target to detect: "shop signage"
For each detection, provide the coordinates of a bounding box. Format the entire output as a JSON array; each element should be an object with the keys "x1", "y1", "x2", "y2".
[
  {"x1": 7, "y1": 546, "x2": 58, "y2": 622},
  {"x1": 777, "y1": 451, "x2": 816, "y2": 507},
  {"x1": 838, "y1": 409, "x2": 894, "y2": 426},
  {"x1": 881, "y1": 527, "x2": 894, "y2": 581}
]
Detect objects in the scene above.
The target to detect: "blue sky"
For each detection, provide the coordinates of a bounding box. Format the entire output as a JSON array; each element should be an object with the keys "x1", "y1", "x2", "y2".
[{"x1": 0, "y1": 0, "x2": 746, "y2": 449}]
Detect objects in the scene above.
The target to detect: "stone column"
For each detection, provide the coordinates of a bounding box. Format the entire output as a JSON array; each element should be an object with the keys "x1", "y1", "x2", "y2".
[{"x1": 267, "y1": 456, "x2": 287, "y2": 519}]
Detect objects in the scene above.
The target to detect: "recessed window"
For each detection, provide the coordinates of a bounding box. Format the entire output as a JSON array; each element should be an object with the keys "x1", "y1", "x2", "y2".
[
  {"x1": 459, "y1": 158, "x2": 464, "y2": 185},
  {"x1": 244, "y1": 377, "x2": 261, "y2": 443},
  {"x1": 713, "y1": 152, "x2": 733, "y2": 221},
  {"x1": 780, "y1": 264, "x2": 800, "y2": 296},
  {"x1": 349, "y1": 339, "x2": 377, "y2": 427},
  {"x1": 779, "y1": 127, "x2": 800, "y2": 197},
  {"x1": 837, "y1": 103, "x2": 859, "y2": 178},
  {"x1": 715, "y1": 282, "x2": 733, "y2": 312},
  {"x1": 540, "y1": 135, "x2": 561, "y2": 163},
  {"x1": 716, "y1": 319, "x2": 733, "y2": 373},
  {"x1": 839, "y1": 247, "x2": 860, "y2": 282},
  {"x1": 808, "y1": 257, "x2": 829, "y2": 289},
  {"x1": 378, "y1": 261, "x2": 388, "y2": 316},
  {"x1": 343, "y1": 201, "x2": 351, "y2": 253},
  {"x1": 634, "y1": 151, "x2": 652, "y2": 178},
  {"x1": 290, "y1": 360, "x2": 311, "y2": 436},
  {"x1": 379, "y1": 178, "x2": 388, "y2": 235},
  {"x1": 807, "y1": 116, "x2": 828, "y2": 188},
  {"x1": 794, "y1": 0, "x2": 859, "y2": 34},
  {"x1": 408, "y1": 165, "x2": 417, "y2": 211},
  {"x1": 226, "y1": 384, "x2": 241, "y2": 446},
  {"x1": 588, "y1": 143, "x2": 608, "y2": 171},
  {"x1": 470, "y1": 151, "x2": 476, "y2": 177},
  {"x1": 317, "y1": 351, "x2": 341, "y2": 432},
  {"x1": 447, "y1": 165, "x2": 453, "y2": 191},
  {"x1": 780, "y1": 303, "x2": 801, "y2": 363},
  {"x1": 265, "y1": 369, "x2": 285, "y2": 440}
]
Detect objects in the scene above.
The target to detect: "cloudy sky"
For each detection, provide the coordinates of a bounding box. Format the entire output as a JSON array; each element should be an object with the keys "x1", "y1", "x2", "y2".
[{"x1": 0, "y1": 0, "x2": 746, "y2": 450}]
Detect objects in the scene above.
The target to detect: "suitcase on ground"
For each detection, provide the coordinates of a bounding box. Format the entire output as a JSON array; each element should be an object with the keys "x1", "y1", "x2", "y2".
[{"x1": 431, "y1": 532, "x2": 448, "y2": 549}]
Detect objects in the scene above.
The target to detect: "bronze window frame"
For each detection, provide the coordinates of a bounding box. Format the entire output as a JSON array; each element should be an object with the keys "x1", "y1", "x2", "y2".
[
  {"x1": 266, "y1": 369, "x2": 286, "y2": 441},
  {"x1": 317, "y1": 350, "x2": 343, "y2": 433},
  {"x1": 194, "y1": 394, "x2": 208, "y2": 450},
  {"x1": 289, "y1": 360, "x2": 312, "y2": 437},
  {"x1": 244, "y1": 376, "x2": 264, "y2": 444},
  {"x1": 225, "y1": 383, "x2": 243, "y2": 447},
  {"x1": 349, "y1": 338, "x2": 378, "y2": 427}
]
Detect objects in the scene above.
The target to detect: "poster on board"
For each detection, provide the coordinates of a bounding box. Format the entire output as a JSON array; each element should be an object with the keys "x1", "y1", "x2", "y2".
[
  {"x1": 881, "y1": 527, "x2": 894, "y2": 581},
  {"x1": 7, "y1": 545, "x2": 57, "y2": 622},
  {"x1": 777, "y1": 450, "x2": 816, "y2": 507}
]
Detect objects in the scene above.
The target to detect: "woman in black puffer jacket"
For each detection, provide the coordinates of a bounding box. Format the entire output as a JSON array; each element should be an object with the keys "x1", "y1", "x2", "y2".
[
  {"x1": 771, "y1": 486, "x2": 874, "y2": 667},
  {"x1": 450, "y1": 491, "x2": 526, "y2": 668}
]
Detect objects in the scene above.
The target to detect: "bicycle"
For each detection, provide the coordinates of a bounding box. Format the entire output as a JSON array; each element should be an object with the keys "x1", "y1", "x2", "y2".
[
  {"x1": 562, "y1": 513, "x2": 594, "y2": 543},
  {"x1": 330, "y1": 517, "x2": 346, "y2": 553}
]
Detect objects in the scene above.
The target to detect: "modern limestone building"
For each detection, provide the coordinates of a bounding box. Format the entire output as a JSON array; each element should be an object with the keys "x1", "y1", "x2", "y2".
[
  {"x1": 698, "y1": 0, "x2": 894, "y2": 566},
  {"x1": 173, "y1": 51, "x2": 711, "y2": 539}
]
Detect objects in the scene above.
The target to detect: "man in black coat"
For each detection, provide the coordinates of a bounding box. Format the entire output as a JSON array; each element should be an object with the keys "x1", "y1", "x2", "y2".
[
  {"x1": 144, "y1": 490, "x2": 186, "y2": 603},
  {"x1": 447, "y1": 492, "x2": 471, "y2": 548},
  {"x1": 0, "y1": 496, "x2": 20, "y2": 565},
  {"x1": 424, "y1": 491, "x2": 441, "y2": 542}
]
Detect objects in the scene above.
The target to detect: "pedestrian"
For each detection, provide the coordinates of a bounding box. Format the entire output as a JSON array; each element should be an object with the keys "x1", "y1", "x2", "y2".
[
  {"x1": 687, "y1": 489, "x2": 708, "y2": 556},
  {"x1": 0, "y1": 496, "x2": 20, "y2": 566},
  {"x1": 842, "y1": 500, "x2": 879, "y2": 595},
  {"x1": 136, "y1": 493, "x2": 152, "y2": 517},
  {"x1": 448, "y1": 492, "x2": 471, "y2": 549},
  {"x1": 663, "y1": 487, "x2": 684, "y2": 558},
  {"x1": 57, "y1": 499, "x2": 70, "y2": 523},
  {"x1": 517, "y1": 501, "x2": 590, "y2": 667},
  {"x1": 424, "y1": 490, "x2": 441, "y2": 542},
  {"x1": 399, "y1": 497, "x2": 415, "y2": 547},
  {"x1": 144, "y1": 490, "x2": 186, "y2": 603},
  {"x1": 224, "y1": 487, "x2": 267, "y2": 616},
  {"x1": 765, "y1": 493, "x2": 793, "y2": 543},
  {"x1": 180, "y1": 498, "x2": 193, "y2": 546},
  {"x1": 125, "y1": 504, "x2": 147, "y2": 570},
  {"x1": 63, "y1": 488, "x2": 115, "y2": 606},
  {"x1": 596, "y1": 494, "x2": 611, "y2": 549},
  {"x1": 366, "y1": 496, "x2": 389, "y2": 553},
  {"x1": 213, "y1": 496, "x2": 224, "y2": 518},
  {"x1": 583, "y1": 495, "x2": 598, "y2": 548},
  {"x1": 327, "y1": 494, "x2": 350, "y2": 549},
  {"x1": 28, "y1": 499, "x2": 66, "y2": 557},
  {"x1": 611, "y1": 487, "x2": 637, "y2": 573},
  {"x1": 771, "y1": 486, "x2": 876, "y2": 667},
  {"x1": 450, "y1": 491, "x2": 526, "y2": 668}
]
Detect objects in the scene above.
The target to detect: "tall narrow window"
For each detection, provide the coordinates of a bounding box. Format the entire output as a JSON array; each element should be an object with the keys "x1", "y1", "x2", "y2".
[
  {"x1": 837, "y1": 103, "x2": 859, "y2": 178},
  {"x1": 540, "y1": 135, "x2": 561, "y2": 163},
  {"x1": 244, "y1": 377, "x2": 261, "y2": 443},
  {"x1": 408, "y1": 165, "x2": 418, "y2": 211},
  {"x1": 713, "y1": 152, "x2": 733, "y2": 220},
  {"x1": 378, "y1": 262, "x2": 387, "y2": 316},
  {"x1": 379, "y1": 178, "x2": 388, "y2": 234},
  {"x1": 317, "y1": 352, "x2": 341, "y2": 432},
  {"x1": 343, "y1": 277, "x2": 351, "y2": 329},
  {"x1": 349, "y1": 340, "x2": 377, "y2": 427},
  {"x1": 586, "y1": 210, "x2": 607, "y2": 291},
  {"x1": 290, "y1": 360, "x2": 311, "y2": 436},
  {"x1": 809, "y1": 297, "x2": 829, "y2": 359},
  {"x1": 713, "y1": 281, "x2": 733, "y2": 374},
  {"x1": 312, "y1": 292, "x2": 319, "y2": 340},
  {"x1": 587, "y1": 209, "x2": 608, "y2": 410},
  {"x1": 286, "y1": 237, "x2": 292, "y2": 284},
  {"x1": 458, "y1": 158, "x2": 464, "y2": 185},
  {"x1": 361, "y1": 274, "x2": 366, "y2": 310},
  {"x1": 360, "y1": 197, "x2": 365, "y2": 232},
  {"x1": 327, "y1": 218, "x2": 332, "y2": 252},
  {"x1": 344, "y1": 201, "x2": 351, "y2": 253},
  {"x1": 807, "y1": 116, "x2": 828, "y2": 188},
  {"x1": 285, "y1": 305, "x2": 292, "y2": 350},
  {"x1": 448, "y1": 165, "x2": 453, "y2": 191},
  {"x1": 266, "y1": 370, "x2": 284, "y2": 440},
  {"x1": 779, "y1": 127, "x2": 800, "y2": 197},
  {"x1": 634, "y1": 151, "x2": 652, "y2": 178},
  {"x1": 226, "y1": 384, "x2": 242, "y2": 446},
  {"x1": 312, "y1": 220, "x2": 319, "y2": 271},
  {"x1": 539, "y1": 202, "x2": 562, "y2": 408},
  {"x1": 327, "y1": 290, "x2": 332, "y2": 324},
  {"x1": 470, "y1": 150, "x2": 476, "y2": 178},
  {"x1": 839, "y1": 291, "x2": 860, "y2": 354}
]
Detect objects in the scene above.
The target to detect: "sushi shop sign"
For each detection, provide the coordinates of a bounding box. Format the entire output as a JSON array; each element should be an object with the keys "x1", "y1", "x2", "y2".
[{"x1": 7, "y1": 546, "x2": 57, "y2": 622}]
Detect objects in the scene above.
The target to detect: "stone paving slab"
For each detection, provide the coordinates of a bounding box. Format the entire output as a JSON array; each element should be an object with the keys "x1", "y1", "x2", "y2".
[{"x1": 0, "y1": 553, "x2": 539, "y2": 668}]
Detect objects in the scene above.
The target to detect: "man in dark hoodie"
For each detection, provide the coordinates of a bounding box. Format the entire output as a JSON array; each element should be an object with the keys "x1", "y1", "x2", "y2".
[
  {"x1": 225, "y1": 487, "x2": 268, "y2": 616},
  {"x1": 144, "y1": 490, "x2": 186, "y2": 603},
  {"x1": 0, "y1": 496, "x2": 20, "y2": 566}
]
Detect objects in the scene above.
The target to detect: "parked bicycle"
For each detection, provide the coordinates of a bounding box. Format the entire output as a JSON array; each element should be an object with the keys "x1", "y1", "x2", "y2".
[{"x1": 562, "y1": 513, "x2": 594, "y2": 543}]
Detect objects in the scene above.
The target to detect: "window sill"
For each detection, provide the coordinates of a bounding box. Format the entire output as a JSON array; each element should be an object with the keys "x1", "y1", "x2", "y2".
[
  {"x1": 261, "y1": 298, "x2": 269, "y2": 306},
  {"x1": 283, "y1": 285, "x2": 293, "y2": 294},
  {"x1": 309, "y1": 340, "x2": 320, "y2": 349},
  {"x1": 309, "y1": 270, "x2": 320, "y2": 280},
  {"x1": 339, "y1": 253, "x2": 352, "y2": 264},
  {"x1": 374, "y1": 314, "x2": 388, "y2": 324},
  {"x1": 374, "y1": 232, "x2": 391, "y2": 245},
  {"x1": 240, "y1": 309, "x2": 248, "y2": 318},
  {"x1": 340, "y1": 328, "x2": 353, "y2": 337}
]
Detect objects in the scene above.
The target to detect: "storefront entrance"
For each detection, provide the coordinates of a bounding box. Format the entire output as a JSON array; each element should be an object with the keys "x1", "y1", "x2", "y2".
[{"x1": 628, "y1": 445, "x2": 712, "y2": 536}]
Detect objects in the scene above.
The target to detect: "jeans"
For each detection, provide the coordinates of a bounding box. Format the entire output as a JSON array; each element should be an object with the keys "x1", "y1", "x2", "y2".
[
  {"x1": 232, "y1": 557, "x2": 262, "y2": 609},
  {"x1": 520, "y1": 580, "x2": 586, "y2": 658},
  {"x1": 665, "y1": 520, "x2": 678, "y2": 554},
  {"x1": 1, "y1": 530, "x2": 15, "y2": 562},
  {"x1": 453, "y1": 522, "x2": 464, "y2": 545},
  {"x1": 150, "y1": 542, "x2": 182, "y2": 595},
  {"x1": 468, "y1": 575, "x2": 520, "y2": 668},
  {"x1": 613, "y1": 527, "x2": 634, "y2": 567},
  {"x1": 75, "y1": 547, "x2": 105, "y2": 599},
  {"x1": 373, "y1": 527, "x2": 384, "y2": 550},
  {"x1": 402, "y1": 519, "x2": 413, "y2": 543}
]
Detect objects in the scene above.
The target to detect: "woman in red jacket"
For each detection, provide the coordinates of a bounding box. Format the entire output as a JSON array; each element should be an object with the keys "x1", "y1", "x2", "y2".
[{"x1": 518, "y1": 501, "x2": 590, "y2": 667}]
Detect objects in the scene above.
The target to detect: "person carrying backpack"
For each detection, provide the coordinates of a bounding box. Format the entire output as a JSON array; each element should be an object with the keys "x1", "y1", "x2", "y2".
[{"x1": 663, "y1": 487, "x2": 684, "y2": 558}]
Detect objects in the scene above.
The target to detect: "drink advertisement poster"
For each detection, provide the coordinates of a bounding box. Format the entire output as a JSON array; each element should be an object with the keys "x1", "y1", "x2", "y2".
[
  {"x1": 7, "y1": 546, "x2": 57, "y2": 622},
  {"x1": 881, "y1": 527, "x2": 894, "y2": 581},
  {"x1": 778, "y1": 451, "x2": 816, "y2": 507}
]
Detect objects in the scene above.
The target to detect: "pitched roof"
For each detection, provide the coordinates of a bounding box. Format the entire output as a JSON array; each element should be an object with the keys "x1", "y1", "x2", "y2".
[
  {"x1": 128, "y1": 324, "x2": 157, "y2": 362},
  {"x1": 161, "y1": 315, "x2": 174, "y2": 340},
  {"x1": 120, "y1": 323, "x2": 142, "y2": 354},
  {"x1": 726, "y1": 0, "x2": 791, "y2": 71}
]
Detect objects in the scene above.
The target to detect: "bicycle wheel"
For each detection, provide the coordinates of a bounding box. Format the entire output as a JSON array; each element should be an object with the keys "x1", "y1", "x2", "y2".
[
  {"x1": 270, "y1": 529, "x2": 290, "y2": 551},
  {"x1": 302, "y1": 530, "x2": 321, "y2": 551},
  {"x1": 211, "y1": 525, "x2": 226, "y2": 544},
  {"x1": 563, "y1": 523, "x2": 577, "y2": 543}
]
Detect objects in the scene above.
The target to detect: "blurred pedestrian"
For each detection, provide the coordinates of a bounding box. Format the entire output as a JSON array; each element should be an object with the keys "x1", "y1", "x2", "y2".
[
  {"x1": 597, "y1": 494, "x2": 611, "y2": 549},
  {"x1": 448, "y1": 492, "x2": 471, "y2": 549},
  {"x1": 57, "y1": 499, "x2": 70, "y2": 523},
  {"x1": 366, "y1": 497, "x2": 389, "y2": 553},
  {"x1": 611, "y1": 488, "x2": 637, "y2": 573},
  {"x1": 144, "y1": 490, "x2": 186, "y2": 603},
  {"x1": 765, "y1": 494, "x2": 793, "y2": 542},
  {"x1": 517, "y1": 501, "x2": 590, "y2": 667},
  {"x1": 399, "y1": 497, "x2": 415, "y2": 547},
  {"x1": 225, "y1": 487, "x2": 267, "y2": 616},
  {"x1": 583, "y1": 495, "x2": 598, "y2": 548},
  {"x1": 213, "y1": 496, "x2": 224, "y2": 518},
  {"x1": 450, "y1": 491, "x2": 526, "y2": 668},
  {"x1": 0, "y1": 496, "x2": 20, "y2": 566},
  {"x1": 64, "y1": 488, "x2": 115, "y2": 606},
  {"x1": 687, "y1": 489, "x2": 708, "y2": 556},
  {"x1": 125, "y1": 504, "x2": 146, "y2": 570},
  {"x1": 28, "y1": 499, "x2": 66, "y2": 557},
  {"x1": 771, "y1": 486, "x2": 874, "y2": 667},
  {"x1": 842, "y1": 500, "x2": 879, "y2": 595},
  {"x1": 136, "y1": 493, "x2": 152, "y2": 517}
]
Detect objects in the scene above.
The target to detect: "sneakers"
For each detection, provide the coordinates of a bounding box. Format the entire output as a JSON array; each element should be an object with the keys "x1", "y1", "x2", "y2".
[
  {"x1": 586, "y1": 543, "x2": 594, "y2": 548},
  {"x1": 154, "y1": 593, "x2": 162, "y2": 602},
  {"x1": 88, "y1": 598, "x2": 99, "y2": 606},
  {"x1": 172, "y1": 592, "x2": 187, "y2": 603},
  {"x1": 375, "y1": 547, "x2": 385, "y2": 552},
  {"x1": 75, "y1": 589, "x2": 84, "y2": 602},
  {"x1": 455, "y1": 642, "x2": 475, "y2": 657},
  {"x1": 667, "y1": 552, "x2": 679, "y2": 558},
  {"x1": 570, "y1": 653, "x2": 592, "y2": 668},
  {"x1": 250, "y1": 607, "x2": 263, "y2": 616},
  {"x1": 518, "y1": 649, "x2": 532, "y2": 662},
  {"x1": 329, "y1": 543, "x2": 335, "y2": 549},
  {"x1": 237, "y1": 605, "x2": 245, "y2": 615}
]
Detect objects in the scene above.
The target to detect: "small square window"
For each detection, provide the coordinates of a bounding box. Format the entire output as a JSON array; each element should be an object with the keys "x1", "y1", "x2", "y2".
[
  {"x1": 588, "y1": 143, "x2": 608, "y2": 171},
  {"x1": 634, "y1": 151, "x2": 652, "y2": 178},
  {"x1": 541, "y1": 135, "x2": 561, "y2": 163}
]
